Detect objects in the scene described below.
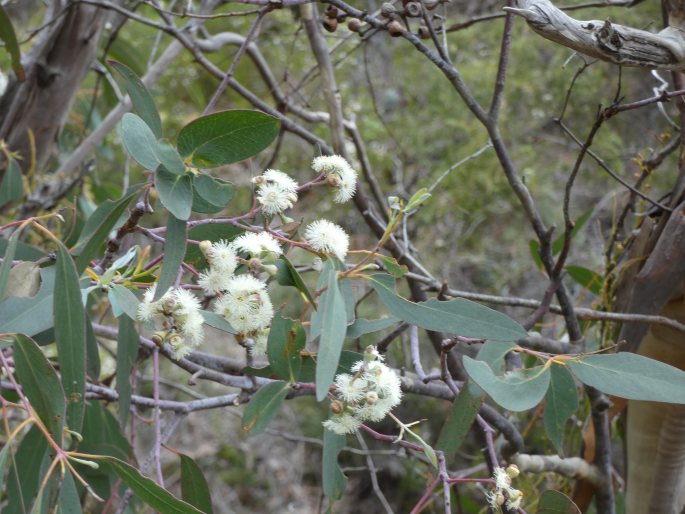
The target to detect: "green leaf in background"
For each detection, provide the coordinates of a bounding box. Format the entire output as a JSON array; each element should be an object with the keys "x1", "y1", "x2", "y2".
[
  {"x1": 177, "y1": 110, "x2": 279, "y2": 168},
  {"x1": 436, "y1": 380, "x2": 482, "y2": 456},
  {"x1": 200, "y1": 310, "x2": 235, "y2": 334},
  {"x1": 109, "y1": 284, "x2": 140, "y2": 319},
  {"x1": 369, "y1": 274, "x2": 526, "y2": 342},
  {"x1": 463, "y1": 356, "x2": 551, "y2": 412},
  {"x1": 192, "y1": 174, "x2": 234, "y2": 212},
  {"x1": 345, "y1": 316, "x2": 401, "y2": 339},
  {"x1": 0, "y1": 266, "x2": 55, "y2": 336},
  {"x1": 322, "y1": 429, "x2": 347, "y2": 502},
  {"x1": 80, "y1": 402, "x2": 130, "y2": 460},
  {"x1": 54, "y1": 241, "x2": 86, "y2": 431},
  {"x1": 95, "y1": 456, "x2": 204, "y2": 514},
  {"x1": 179, "y1": 453, "x2": 214, "y2": 514},
  {"x1": 565, "y1": 265, "x2": 603, "y2": 296},
  {"x1": 241, "y1": 380, "x2": 289, "y2": 436},
  {"x1": 0, "y1": 5, "x2": 24, "y2": 80},
  {"x1": 85, "y1": 318, "x2": 101, "y2": 380},
  {"x1": 567, "y1": 353, "x2": 685, "y2": 403},
  {"x1": 312, "y1": 260, "x2": 347, "y2": 401},
  {"x1": 529, "y1": 239, "x2": 544, "y2": 270},
  {"x1": 275, "y1": 255, "x2": 316, "y2": 308},
  {"x1": 154, "y1": 215, "x2": 187, "y2": 300},
  {"x1": 5, "y1": 425, "x2": 47, "y2": 514},
  {"x1": 120, "y1": 112, "x2": 162, "y2": 170},
  {"x1": 0, "y1": 157, "x2": 23, "y2": 207},
  {"x1": 109, "y1": 60, "x2": 162, "y2": 138},
  {"x1": 73, "y1": 187, "x2": 139, "y2": 274},
  {"x1": 536, "y1": 489, "x2": 581, "y2": 513},
  {"x1": 376, "y1": 254, "x2": 408, "y2": 278},
  {"x1": 0, "y1": 227, "x2": 20, "y2": 300},
  {"x1": 0, "y1": 237, "x2": 45, "y2": 261},
  {"x1": 116, "y1": 315, "x2": 139, "y2": 427},
  {"x1": 552, "y1": 208, "x2": 593, "y2": 255},
  {"x1": 12, "y1": 334, "x2": 66, "y2": 443},
  {"x1": 57, "y1": 470, "x2": 83, "y2": 514},
  {"x1": 267, "y1": 314, "x2": 305, "y2": 382},
  {"x1": 184, "y1": 225, "x2": 243, "y2": 268},
  {"x1": 155, "y1": 166, "x2": 193, "y2": 221},
  {"x1": 543, "y1": 364, "x2": 578, "y2": 453}
]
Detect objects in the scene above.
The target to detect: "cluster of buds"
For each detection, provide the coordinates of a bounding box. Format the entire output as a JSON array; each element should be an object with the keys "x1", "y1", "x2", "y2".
[
  {"x1": 323, "y1": 346, "x2": 403, "y2": 435},
  {"x1": 486, "y1": 465, "x2": 524, "y2": 512},
  {"x1": 137, "y1": 286, "x2": 205, "y2": 359}
]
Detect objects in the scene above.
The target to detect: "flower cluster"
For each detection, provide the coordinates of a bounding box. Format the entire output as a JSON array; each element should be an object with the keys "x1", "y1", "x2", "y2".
[
  {"x1": 486, "y1": 465, "x2": 523, "y2": 512},
  {"x1": 137, "y1": 286, "x2": 205, "y2": 359},
  {"x1": 312, "y1": 155, "x2": 358, "y2": 203},
  {"x1": 252, "y1": 169, "x2": 299, "y2": 216},
  {"x1": 304, "y1": 219, "x2": 350, "y2": 261},
  {"x1": 198, "y1": 234, "x2": 279, "y2": 357},
  {"x1": 323, "y1": 346, "x2": 402, "y2": 435}
]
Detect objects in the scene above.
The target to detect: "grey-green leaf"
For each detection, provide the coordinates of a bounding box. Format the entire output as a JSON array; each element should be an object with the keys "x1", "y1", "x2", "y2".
[
  {"x1": 120, "y1": 112, "x2": 162, "y2": 170},
  {"x1": 154, "y1": 215, "x2": 187, "y2": 300},
  {"x1": 241, "y1": 381, "x2": 289, "y2": 436},
  {"x1": 536, "y1": 489, "x2": 581, "y2": 513},
  {"x1": 12, "y1": 335, "x2": 66, "y2": 443},
  {"x1": 5, "y1": 425, "x2": 47, "y2": 514},
  {"x1": 567, "y1": 353, "x2": 685, "y2": 403},
  {"x1": 109, "y1": 60, "x2": 162, "y2": 138},
  {"x1": 57, "y1": 470, "x2": 82, "y2": 514},
  {"x1": 193, "y1": 174, "x2": 234, "y2": 211},
  {"x1": 155, "y1": 166, "x2": 193, "y2": 221},
  {"x1": 0, "y1": 266, "x2": 55, "y2": 336},
  {"x1": 109, "y1": 284, "x2": 140, "y2": 319},
  {"x1": 275, "y1": 256, "x2": 316, "y2": 308},
  {"x1": 543, "y1": 365, "x2": 578, "y2": 452},
  {"x1": 0, "y1": 228, "x2": 20, "y2": 300},
  {"x1": 463, "y1": 356, "x2": 551, "y2": 412},
  {"x1": 0, "y1": 157, "x2": 23, "y2": 207},
  {"x1": 267, "y1": 314, "x2": 305, "y2": 382},
  {"x1": 369, "y1": 274, "x2": 526, "y2": 342},
  {"x1": 116, "y1": 315, "x2": 139, "y2": 427},
  {"x1": 322, "y1": 429, "x2": 348, "y2": 501},
  {"x1": 436, "y1": 380, "x2": 482, "y2": 456},
  {"x1": 313, "y1": 260, "x2": 347, "y2": 401},
  {"x1": 346, "y1": 317, "x2": 401, "y2": 339}
]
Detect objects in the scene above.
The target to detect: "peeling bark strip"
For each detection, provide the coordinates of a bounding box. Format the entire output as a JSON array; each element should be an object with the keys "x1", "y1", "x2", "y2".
[{"x1": 505, "y1": 0, "x2": 685, "y2": 70}]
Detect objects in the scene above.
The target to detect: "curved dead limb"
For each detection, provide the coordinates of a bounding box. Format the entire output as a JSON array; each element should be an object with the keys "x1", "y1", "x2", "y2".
[{"x1": 506, "y1": 0, "x2": 685, "y2": 70}]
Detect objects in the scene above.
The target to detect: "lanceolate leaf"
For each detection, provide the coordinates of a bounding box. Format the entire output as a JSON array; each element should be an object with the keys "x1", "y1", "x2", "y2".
[
  {"x1": 95, "y1": 456, "x2": 204, "y2": 514},
  {"x1": 54, "y1": 241, "x2": 86, "y2": 431},
  {"x1": 73, "y1": 187, "x2": 140, "y2": 274},
  {"x1": 436, "y1": 380, "x2": 482, "y2": 456},
  {"x1": 155, "y1": 166, "x2": 193, "y2": 221},
  {"x1": 369, "y1": 274, "x2": 526, "y2": 342},
  {"x1": 179, "y1": 453, "x2": 214, "y2": 514},
  {"x1": 0, "y1": 157, "x2": 23, "y2": 207},
  {"x1": 536, "y1": 489, "x2": 581, "y2": 513},
  {"x1": 177, "y1": 110, "x2": 280, "y2": 168},
  {"x1": 567, "y1": 353, "x2": 685, "y2": 403},
  {"x1": 154, "y1": 215, "x2": 187, "y2": 300},
  {"x1": 267, "y1": 314, "x2": 305, "y2": 382},
  {"x1": 543, "y1": 364, "x2": 578, "y2": 453},
  {"x1": 313, "y1": 260, "x2": 348, "y2": 401},
  {"x1": 109, "y1": 60, "x2": 162, "y2": 138},
  {"x1": 116, "y1": 315, "x2": 139, "y2": 428},
  {"x1": 85, "y1": 318, "x2": 101, "y2": 380},
  {"x1": 5, "y1": 425, "x2": 47, "y2": 514},
  {"x1": 58, "y1": 470, "x2": 83, "y2": 514},
  {"x1": 345, "y1": 317, "x2": 401, "y2": 339},
  {"x1": 322, "y1": 430, "x2": 347, "y2": 501},
  {"x1": 565, "y1": 265, "x2": 603, "y2": 296},
  {"x1": 463, "y1": 357, "x2": 551, "y2": 412},
  {"x1": 0, "y1": 6, "x2": 24, "y2": 80},
  {"x1": 241, "y1": 381, "x2": 289, "y2": 436},
  {"x1": 12, "y1": 335, "x2": 66, "y2": 443}
]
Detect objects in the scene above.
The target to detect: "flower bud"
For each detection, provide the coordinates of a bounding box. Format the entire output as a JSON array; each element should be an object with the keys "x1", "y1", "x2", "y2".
[
  {"x1": 404, "y1": 1, "x2": 422, "y2": 17},
  {"x1": 387, "y1": 20, "x2": 406, "y2": 37},
  {"x1": 506, "y1": 464, "x2": 520, "y2": 479},
  {"x1": 366, "y1": 391, "x2": 379, "y2": 405},
  {"x1": 380, "y1": 2, "x2": 398, "y2": 17},
  {"x1": 263, "y1": 264, "x2": 279, "y2": 277},
  {"x1": 199, "y1": 240, "x2": 213, "y2": 256},
  {"x1": 347, "y1": 18, "x2": 362, "y2": 32},
  {"x1": 323, "y1": 17, "x2": 338, "y2": 33},
  {"x1": 151, "y1": 333, "x2": 165, "y2": 346},
  {"x1": 330, "y1": 400, "x2": 344, "y2": 414}
]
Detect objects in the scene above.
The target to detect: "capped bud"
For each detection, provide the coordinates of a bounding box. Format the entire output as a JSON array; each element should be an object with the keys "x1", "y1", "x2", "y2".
[
  {"x1": 248, "y1": 258, "x2": 262, "y2": 272},
  {"x1": 252, "y1": 175, "x2": 266, "y2": 186},
  {"x1": 417, "y1": 26, "x2": 431, "y2": 39},
  {"x1": 163, "y1": 296, "x2": 177, "y2": 310},
  {"x1": 199, "y1": 240, "x2": 213, "y2": 256},
  {"x1": 495, "y1": 492, "x2": 505, "y2": 506},
  {"x1": 508, "y1": 489, "x2": 523, "y2": 501},
  {"x1": 151, "y1": 333, "x2": 165, "y2": 346},
  {"x1": 324, "y1": 4, "x2": 338, "y2": 17},
  {"x1": 387, "y1": 20, "x2": 406, "y2": 37},
  {"x1": 330, "y1": 400, "x2": 344, "y2": 414},
  {"x1": 366, "y1": 391, "x2": 379, "y2": 405},
  {"x1": 506, "y1": 464, "x2": 520, "y2": 479},
  {"x1": 263, "y1": 264, "x2": 279, "y2": 277},
  {"x1": 169, "y1": 334, "x2": 182, "y2": 346},
  {"x1": 327, "y1": 173, "x2": 341, "y2": 187},
  {"x1": 347, "y1": 18, "x2": 362, "y2": 32},
  {"x1": 364, "y1": 345, "x2": 380, "y2": 363}
]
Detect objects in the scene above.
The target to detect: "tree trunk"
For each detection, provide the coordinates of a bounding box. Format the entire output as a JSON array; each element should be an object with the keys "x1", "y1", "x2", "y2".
[{"x1": 0, "y1": 0, "x2": 109, "y2": 176}]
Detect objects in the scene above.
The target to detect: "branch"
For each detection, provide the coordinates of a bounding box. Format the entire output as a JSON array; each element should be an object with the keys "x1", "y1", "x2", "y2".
[{"x1": 506, "y1": 0, "x2": 685, "y2": 70}]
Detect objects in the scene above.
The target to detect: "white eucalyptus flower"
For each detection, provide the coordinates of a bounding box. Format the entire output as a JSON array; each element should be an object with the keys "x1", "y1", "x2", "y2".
[
  {"x1": 213, "y1": 274, "x2": 274, "y2": 333},
  {"x1": 304, "y1": 219, "x2": 349, "y2": 261},
  {"x1": 232, "y1": 231, "x2": 283, "y2": 258},
  {"x1": 323, "y1": 412, "x2": 362, "y2": 435},
  {"x1": 312, "y1": 155, "x2": 357, "y2": 203}
]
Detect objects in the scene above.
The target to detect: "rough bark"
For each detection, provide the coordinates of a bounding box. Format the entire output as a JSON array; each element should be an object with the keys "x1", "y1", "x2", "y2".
[{"x1": 0, "y1": 1, "x2": 109, "y2": 176}]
